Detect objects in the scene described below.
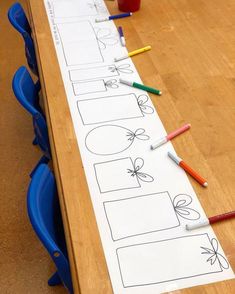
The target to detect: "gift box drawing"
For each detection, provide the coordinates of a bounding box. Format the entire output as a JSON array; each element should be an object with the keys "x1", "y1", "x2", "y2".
[
  {"x1": 117, "y1": 234, "x2": 229, "y2": 288},
  {"x1": 69, "y1": 63, "x2": 133, "y2": 82},
  {"x1": 57, "y1": 21, "x2": 104, "y2": 66},
  {"x1": 104, "y1": 192, "x2": 200, "y2": 240},
  {"x1": 94, "y1": 157, "x2": 154, "y2": 193},
  {"x1": 77, "y1": 94, "x2": 154, "y2": 125},
  {"x1": 72, "y1": 79, "x2": 118, "y2": 96},
  {"x1": 52, "y1": 0, "x2": 104, "y2": 18}
]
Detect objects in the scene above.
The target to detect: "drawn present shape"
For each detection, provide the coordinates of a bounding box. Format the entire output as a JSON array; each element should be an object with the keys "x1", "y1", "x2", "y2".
[
  {"x1": 57, "y1": 21, "x2": 103, "y2": 66},
  {"x1": 77, "y1": 94, "x2": 154, "y2": 125},
  {"x1": 72, "y1": 79, "x2": 118, "y2": 96},
  {"x1": 117, "y1": 234, "x2": 229, "y2": 288},
  {"x1": 104, "y1": 192, "x2": 200, "y2": 240},
  {"x1": 94, "y1": 157, "x2": 154, "y2": 193},
  {"x1": 69, "y1": 64, "x2": 133, "y2": 82},
  {"x1": 85, "y1": 125, "x2": 149, "y2": 156},
  {"x1": 52, "y1": 0, "x2": 99, "y2": 18}
]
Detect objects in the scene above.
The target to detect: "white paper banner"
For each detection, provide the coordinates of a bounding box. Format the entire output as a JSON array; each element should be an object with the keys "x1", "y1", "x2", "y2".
[{"x1": 44, "y1": 1, "x2": 234, "y2": 293}]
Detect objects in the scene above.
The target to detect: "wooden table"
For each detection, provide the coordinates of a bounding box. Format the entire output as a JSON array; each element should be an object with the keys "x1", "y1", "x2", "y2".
[{"x1": 27, "y1": 0, "x2": 235, "y2": 293}]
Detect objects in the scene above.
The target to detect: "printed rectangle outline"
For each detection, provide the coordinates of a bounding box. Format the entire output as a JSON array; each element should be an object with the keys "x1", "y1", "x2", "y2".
[
  {"x1": 103, "y1": 191, "x2": 180, "y2": 241},
  {"x1": 51, "y1": 0, "x2": 99, "y2": 18},
  {"x1": 56, "y1": 20, "x2": 104, "y2": 66},
  {"x1": 94, "y1": 157, "x2": 140, "y2": 194},
  {"x1": 116, "y1": 233, "x2": 223, "y2": 288},
  {"x1": 72, "y1": 79, "x2": 107, "y2": 96},
  {"x1": 77, "y1": 93, "x2": 143, "y2": 125},
  {"x1": 69, "y1": 64, "x2": 120, "y2": 82}
]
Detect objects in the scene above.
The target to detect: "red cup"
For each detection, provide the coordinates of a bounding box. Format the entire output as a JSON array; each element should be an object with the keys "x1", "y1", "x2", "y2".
[{"x1": 117, "y1": 0, "x2": 141, "y2": 12}]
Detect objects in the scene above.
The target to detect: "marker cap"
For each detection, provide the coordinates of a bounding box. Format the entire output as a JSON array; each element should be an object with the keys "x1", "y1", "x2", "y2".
[
  {"x1": 151, "y1": 137, "x2": 167, "y2": 150},
  {"x1": 186, "y1": 219, "x2": 210, "y2": 230}
]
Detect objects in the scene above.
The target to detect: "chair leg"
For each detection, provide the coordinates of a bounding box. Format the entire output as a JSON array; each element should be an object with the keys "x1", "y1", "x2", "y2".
[
  {"x1": 30, "y1": 155, "x2": 50, "y2": 178},
  {"x1": 32, "y1": 137, "x2": 37, "y2": 145},
  {"x1": 48, "y1": 271, "x2": 61, "y2": 286}
]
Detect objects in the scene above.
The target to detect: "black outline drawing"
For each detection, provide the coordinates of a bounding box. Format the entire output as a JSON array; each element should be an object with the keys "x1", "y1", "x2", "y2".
[
  {"x1": 69, "y1": 64, "x2": 133, "y2": 82},
  {"x1": 89, "y1": 0, "x2": 108, "y2": 14},
  {"x1": 96, "y1": 28, "x2": 119, "y2": 49},
  {"x1": 103, "y1": 192, "x2": 200, "y2": 241},
  {"x1": 77, "y1": 93, "x2": 154, "y2": 125},
  {"x1": 51, "y1": 0, "x2": 100, "y2": 18},
  {"x1": 201, "y1": 238, "x2": 229, "y2": 271},
  {"x1": 56, "y1": 20, "x2": 104, "y2": 66},
  {"x1": 94, "y1": 157, "x2": 154, "y2": 193},
  {"x1": 72, "y1": 79, "x2": 118, "y2": 96},
  {"x1": 116, "y1": 233, "x2": 229, "y2": 288},
  {"x1": 85, "y1": 125, "x2": 149, "y2": 156}
]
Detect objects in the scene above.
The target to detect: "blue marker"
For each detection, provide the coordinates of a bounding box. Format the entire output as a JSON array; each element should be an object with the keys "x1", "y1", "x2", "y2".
[
  {"x1": 95, "y1": 12, "x2": 132, "y2": 23},
  {"x1": 118, "y1": 26, "x2": 126, "y2": 47}
]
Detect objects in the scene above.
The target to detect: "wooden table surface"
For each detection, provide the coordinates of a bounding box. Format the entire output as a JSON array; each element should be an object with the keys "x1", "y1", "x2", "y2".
[{"x1": 27, "y1": 0, "x2": 235, "y2": 293}]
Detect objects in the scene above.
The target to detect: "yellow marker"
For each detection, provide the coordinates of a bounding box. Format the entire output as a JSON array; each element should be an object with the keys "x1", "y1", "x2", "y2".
[{"x1": 114, "y1": 46, "x2": 151, "y2": 62}]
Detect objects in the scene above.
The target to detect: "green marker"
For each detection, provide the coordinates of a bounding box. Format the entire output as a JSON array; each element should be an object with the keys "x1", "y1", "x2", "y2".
[{"x1": 119, "y1": 78, "x2": 162, "y2": 95}]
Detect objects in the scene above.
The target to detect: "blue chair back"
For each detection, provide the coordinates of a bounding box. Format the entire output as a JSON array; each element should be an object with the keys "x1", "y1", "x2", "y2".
[
  {"x1": 33, "y1": 113, "x2": 51, "y2": 160},
  {"x1": 12, "y1": 66, "x2": 50, "y2": 159},
  {"x1": 27, "y1": 164, "x2": 73, "y2": 293},
  {"x1": 8, "y1": 2, "x2": 38, "y2": 75}
]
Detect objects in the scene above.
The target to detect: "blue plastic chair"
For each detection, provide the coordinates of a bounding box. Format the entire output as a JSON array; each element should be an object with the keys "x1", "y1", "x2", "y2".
[
  {"x1": 12, "y1": 66, "x2": 51, "y2": 169},
  {"x1": 8, "y1": 2, "x2": 38, "y2": 75},
  {"x1": 27, "y1": 163, "x2": 73, "y2": 293}
]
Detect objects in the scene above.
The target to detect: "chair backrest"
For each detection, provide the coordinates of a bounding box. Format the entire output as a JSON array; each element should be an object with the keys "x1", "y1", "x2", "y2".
[
  {"x1": 33, "y1": 113, "x2": 51, "y2": 159},
  {"x1": 8, "y1": 3, "x2": 38, "y2": 75},
  {"x1": 27, "y1": 164, "x2": 73, "y2": 293},
  {"x1": 12, "y1": 66, "x2": 51, "y2": 159},
  {"x1": 8, "y1": 2, "x2": 31, "y2": 35},
  {"x1": 12, "y1": 66, "x2": 41, "y2": 116}
]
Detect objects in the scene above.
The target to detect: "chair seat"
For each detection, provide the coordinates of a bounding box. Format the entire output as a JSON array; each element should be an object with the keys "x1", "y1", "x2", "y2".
[{"x1": 27, "y1": 164, "x2": 73, "y2": 293}]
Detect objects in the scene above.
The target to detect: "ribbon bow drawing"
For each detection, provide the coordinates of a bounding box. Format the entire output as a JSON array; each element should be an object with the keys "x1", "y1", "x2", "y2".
[
  {"x1": 126, "y1": 128, "x2": 150, "y2": 142},
  {"x1": 201, "y1": 238, "x2": 229, "y2": 270},
  {"x1": 88, "y1": 0, "x2": 107, "y2": 13},
  {"x1": 127, "y1": 158, "x2": 154, "y2": 183},
  {"x1": 96, "y1": 28, "x2": 118, "y2": 49},
  {"x1": 105, "y1": 79, "x2": 119, "y2": 89},
  {"x1": 137, "y1": 95, "x2": 154, "y2": 114},
  {"x1": 108, "y1": 64, "x2": 133, "y2": 74},
  {"x1": 173, "y1": 194, "x2": 200, "y2": 220}
]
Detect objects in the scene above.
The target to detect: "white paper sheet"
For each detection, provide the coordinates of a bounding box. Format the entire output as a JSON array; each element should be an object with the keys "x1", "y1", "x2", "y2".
[{"x1": 44, "y1": 1, "x2": 235, "y2": 293}]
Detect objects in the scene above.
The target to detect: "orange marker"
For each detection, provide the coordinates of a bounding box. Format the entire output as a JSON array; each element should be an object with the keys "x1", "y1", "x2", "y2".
[{"x1": 168, "y1": 152, "x2": 208, "y2": 187}]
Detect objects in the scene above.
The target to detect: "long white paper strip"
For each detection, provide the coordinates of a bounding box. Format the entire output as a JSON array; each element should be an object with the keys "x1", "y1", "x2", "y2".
[{"x1": 44, "y1": 1, "x2": 234, "y2": 293}]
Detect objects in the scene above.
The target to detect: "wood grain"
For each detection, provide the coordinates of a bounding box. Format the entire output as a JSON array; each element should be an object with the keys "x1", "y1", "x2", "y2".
[{"x1": 27, "y1": 0, "x2": 235, "y2": 293}]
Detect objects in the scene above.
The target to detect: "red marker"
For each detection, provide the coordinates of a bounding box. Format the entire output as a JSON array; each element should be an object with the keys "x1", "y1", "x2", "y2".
[
  {"x1": 151, "y1": 123, "x2": 191, "y2": 150},
  {"x1": 168, "y1": 151, "x2": 208, "y2": 187},
  {"x1": 186, "y1": 211, "x2": 235, "y2": 230}
]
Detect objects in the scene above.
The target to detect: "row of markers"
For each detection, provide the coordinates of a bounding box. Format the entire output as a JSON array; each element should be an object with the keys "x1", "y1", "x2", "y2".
[{"x1": 95, "y1": 11, "x2": 235, "y2": 230}]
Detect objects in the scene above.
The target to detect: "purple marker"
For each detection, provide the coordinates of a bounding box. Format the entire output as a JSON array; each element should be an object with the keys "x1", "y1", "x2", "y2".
[
  {"x1": 95, "y1": 12, "x2": 132, "y2": 23},
  {"x1": 118, "y1": 26, "x2": 126, "y2": 47}
]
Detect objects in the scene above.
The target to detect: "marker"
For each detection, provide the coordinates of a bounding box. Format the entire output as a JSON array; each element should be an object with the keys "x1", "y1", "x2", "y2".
[
  {"x1": 114, "y1": 45, "x2": 151, "y2": 62},
  {"x1": 118, "y1": 26, "x2": 126, "y2": 47},
  {"x1": 151, "y1": 124, "x2": 191, "y2": 149},
  {"x1": 186, "y1": 211, "x2": 235, "y2": 230},
  {"x1": 168, "y1": 151, "x2": 208, "y2": 187},
  {"x1": 95, "y1": 12, "x2": 132, "y2": 23},
  {"x1": 120, "y1": 78, "x2": 161, "y2": 95}
]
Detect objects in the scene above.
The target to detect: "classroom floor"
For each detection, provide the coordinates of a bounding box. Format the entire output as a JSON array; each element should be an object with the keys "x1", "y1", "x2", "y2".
[{"x1": 0, "y1": 0, "x2": 66, "y2": 293}]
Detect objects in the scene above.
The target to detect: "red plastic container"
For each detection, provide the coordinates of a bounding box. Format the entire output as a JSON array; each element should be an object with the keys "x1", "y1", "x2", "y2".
[{"x1": 117, "y1": 0, "x2": 141, "y2": 12}]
